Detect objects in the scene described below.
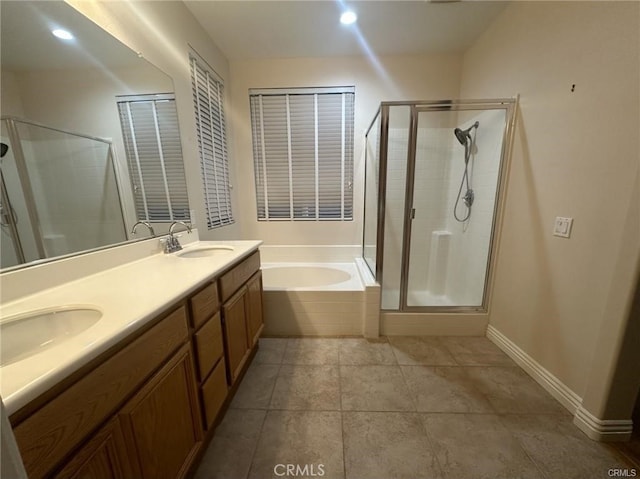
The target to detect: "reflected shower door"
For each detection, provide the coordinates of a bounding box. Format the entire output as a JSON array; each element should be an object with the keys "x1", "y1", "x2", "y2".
[
  {"x1": 15, "y1": 121, "x2": 127, "y2": 258},
  {"x1": 405, "y1": 107, "x2": 507, "y2": 308}
]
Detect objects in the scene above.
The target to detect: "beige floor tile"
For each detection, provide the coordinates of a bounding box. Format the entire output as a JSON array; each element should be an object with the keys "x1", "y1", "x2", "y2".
[
  {"x1": 401, "y1": 366, "x2": 495, "y2": 413},
  {"x1": 500, "y1": 414, "x2": 628, "y2": 479},
  {"x1": 422, "y1": 413, "x2": 543, "y2": 479},
  {"x1": 388, "y1": 336, "x2": 458, "y2": 366},
  {"x1": 343, "y1": 411, "x2": 442, "y2": 479},
  {"x1": 440, "y1": 336, "x2": 504, "y2": 355},
  {"x1": 338, "y1": 338, "x2": 397, "y2": 365},
  {"x1": 255, "y1": 338, "x2": 288, "y2": 364},
  {"x1": 440, "y1": 336, "x2": 515, "y2": 366},
  {"x1": 270, "y1": 365, "x2": 341, "y2": 410},
  {"x1": 248, "y1": 410, "x2": 344, "y2": 479},
  {"x1": 282, "y1": 338, "x2": 341, "y2": 365},
  {"x1": 194, "y1": 409, "x2": 266, "y2": 479},
  {"x1": 464, "y1": 366, "x2": 567, "y2": 414},
  {"x1": 231, "y1": 363, "x2": 280, "y2": 409},
  {"x1": 340, "y1": 365, "x2": 415, "y2": 411}
]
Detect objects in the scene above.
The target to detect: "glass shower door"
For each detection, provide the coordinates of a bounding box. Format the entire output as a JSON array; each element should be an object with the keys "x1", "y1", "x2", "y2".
[
  {"x1": 0, "y1": 118, "x2": 127, "y2": 269},
  {"x1": 404, "y1": 106, "x2": 508, "y2": 309}
]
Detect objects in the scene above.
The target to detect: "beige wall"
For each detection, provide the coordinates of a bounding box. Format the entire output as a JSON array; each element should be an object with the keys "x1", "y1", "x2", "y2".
[
  {"x1": 66, "y1": 0, "x2": 241, "y2": 239},
  {"x1": 228, "y1": 54, "x2": 462, "y2": 244},
  {"x1": 0, "y1": 71, "x2": 25, "y2": 117},
  {"x1": 460, "y1": 2, "x2": 640, "y2": 420}
]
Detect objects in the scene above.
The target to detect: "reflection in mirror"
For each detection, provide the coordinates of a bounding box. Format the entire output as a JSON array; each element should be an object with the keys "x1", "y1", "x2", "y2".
[
  {"x1": 0, "y1": 1, "x2": 190, "y2": 270},
  {"x1": 0, "y1": 119, "x2": 126, "y2": 268}
]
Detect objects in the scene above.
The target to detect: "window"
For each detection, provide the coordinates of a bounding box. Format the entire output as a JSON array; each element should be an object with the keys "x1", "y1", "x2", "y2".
[
  {"x1": 190, "y1": 54, "x2": 234, "y2": 229},
  {"x1": 249, "y1": 87, "x2": 355, "y2": 220},
  {"x1": 117, "y1": 94, "x2": 190, "y2": 222}
]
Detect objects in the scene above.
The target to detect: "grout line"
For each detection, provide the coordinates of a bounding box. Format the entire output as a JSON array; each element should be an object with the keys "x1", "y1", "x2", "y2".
[
  {"x1": 495, "y1": 414, "x2": 551, "y2": 479},
  {"x1": 245, "y1": 339, "x2": 285, "y2": 479},
  {"x1": 338, "y1": 349, "x2": 347, "y2": 479},
  {"x1": 416, "y1": 411, "x2": 446, "y2": 478},
  {"x1": 245, "y1": 408, "x2": 270, "y2": 479},
  {"x1": 396, "y1": 363, "x2": 419, "y2": 413}
]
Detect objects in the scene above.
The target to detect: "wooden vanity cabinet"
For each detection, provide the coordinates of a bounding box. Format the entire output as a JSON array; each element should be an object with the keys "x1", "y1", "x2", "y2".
[
  {"x1": 54, "y1": 344, "x2": 202, "y2": 479},
  {"x1": 188, "y1": 281, "x2": 229, "y2": 431},
  {"x1": 221, "y1": 286, "x2": 250, "y2": 383},
  {"x1": 54, "y1": 418, "x2": 134, "y2": 479},
  {"x1": 219, "y1": 251, "x2": 264, "y2": 386},
  {"x1": 13, "y1": 306, "x2": 191, "y2": 479},
  {"x1": 11, "y1": 249, "x2": 264, "y2": 479},
  {"x1": 245, "y1": 271, "x2": 264, "y2": 348},
  {"x1": 118, "y1": 344, "x2": 202, "y2": 479}
]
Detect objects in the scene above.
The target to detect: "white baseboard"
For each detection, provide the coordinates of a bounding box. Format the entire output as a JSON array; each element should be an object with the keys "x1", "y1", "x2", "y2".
[
  {"x1": 486, "y1": 325, "x2": 582, "y2": 414},
  {"x1": 573, "y1": 407, "x2": 633, "y2": 442},
  {"x1": 486, "y1": 325, "x2": 634, "y2": 441}
]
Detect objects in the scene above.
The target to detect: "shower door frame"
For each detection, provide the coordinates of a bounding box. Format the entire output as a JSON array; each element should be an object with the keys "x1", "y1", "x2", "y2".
[
  {"x1": 1, "y1": 117, "x2": 128, "y2": 267},
  {"x1": 369, "y1": 98, "x2": 518, "y2": 313}
]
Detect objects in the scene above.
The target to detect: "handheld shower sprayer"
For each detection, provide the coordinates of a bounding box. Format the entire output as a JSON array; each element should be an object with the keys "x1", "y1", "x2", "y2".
[{"x1": 453, "y1": 121, "x2": 479, "y2": 222}]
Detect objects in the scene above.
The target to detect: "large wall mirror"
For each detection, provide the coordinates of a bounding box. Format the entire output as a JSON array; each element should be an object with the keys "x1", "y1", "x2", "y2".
[{"x1": 0, "y1": 1, "x2": 190, "y2": 271}]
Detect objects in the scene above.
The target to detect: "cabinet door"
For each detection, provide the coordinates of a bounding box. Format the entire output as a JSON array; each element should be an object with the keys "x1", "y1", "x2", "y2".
[
  {"x1": 245, "y1": 271, "x2": 264, "y2": 347},
  {"x1": 222, "y1": 287, "x2": 250, "y2": 384},
  {"x1": 54, "y1": 418, "x2": 137, "y2": 479},
  {"x1": 118, "y1": 344, "x2": 202, "y2": 479}
]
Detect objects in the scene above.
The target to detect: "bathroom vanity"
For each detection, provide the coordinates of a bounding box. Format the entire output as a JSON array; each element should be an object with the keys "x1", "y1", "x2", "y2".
[{"x1": 1, "y1": 240, "x2": 264, "y2": 479}]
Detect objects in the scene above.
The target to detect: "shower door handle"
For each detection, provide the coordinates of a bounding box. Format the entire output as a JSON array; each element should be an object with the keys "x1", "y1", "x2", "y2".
[{"x1": 410, "y1": 208, "x2": 416, "y2": 220}]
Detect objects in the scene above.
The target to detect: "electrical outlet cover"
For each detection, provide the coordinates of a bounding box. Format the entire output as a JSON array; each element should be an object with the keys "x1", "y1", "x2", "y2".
[{"x1": 553, "y1": 217, "x2": 573, "y2": 238}]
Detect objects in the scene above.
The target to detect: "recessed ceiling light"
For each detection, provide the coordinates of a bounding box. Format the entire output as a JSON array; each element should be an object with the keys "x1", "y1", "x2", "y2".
[
  {"x1": 340, "y1": 11, "x2": 357, "y2": 25},
  {"x1": 52, "y1": 29, "x2": 74, "y2": 40}
]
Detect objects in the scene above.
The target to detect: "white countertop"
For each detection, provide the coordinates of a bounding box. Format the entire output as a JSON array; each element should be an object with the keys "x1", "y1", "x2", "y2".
[{"x1": 0, "y1": 240, "x2": 262, "y2": 416}]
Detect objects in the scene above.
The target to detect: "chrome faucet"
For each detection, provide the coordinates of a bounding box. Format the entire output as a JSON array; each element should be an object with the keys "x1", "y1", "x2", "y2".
[
  {"x1": 131, "y1": 221, "x2": 156, "y2": 238},
  {"x1": 165, "y1": 221, "x2": 192, "y2": 253}
]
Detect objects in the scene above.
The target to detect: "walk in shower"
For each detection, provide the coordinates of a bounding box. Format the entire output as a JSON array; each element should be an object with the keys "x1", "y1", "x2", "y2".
[
  {"x1": 1, "y1": 118, "x2": 127, "y2": 269},
  {"x1": 363, "y1": 99, "x2": 517, "y2": 312}
]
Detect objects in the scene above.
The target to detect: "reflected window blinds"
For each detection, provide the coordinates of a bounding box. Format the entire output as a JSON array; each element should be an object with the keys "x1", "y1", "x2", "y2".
[{"x1": 117, "y1": 94, "x2": 190, "y2": 223}]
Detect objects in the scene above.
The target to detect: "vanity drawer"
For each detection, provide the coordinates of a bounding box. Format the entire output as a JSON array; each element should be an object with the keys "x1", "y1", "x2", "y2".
[
  {"x1": 194, "y1": 313, "x2": 224, "y2": 380},
  {"x1": 13, "y1": 306, "x2": 189, "y2": 479},
  {"x1": 190, "y1": 282, "x2": 220, "y2": 328},
  {"x1": 219, "y1": 251, "x2": 261, "y2": 302},
  {"x1": 201, "y1": 357, "x2": 228, "y2": 430}
]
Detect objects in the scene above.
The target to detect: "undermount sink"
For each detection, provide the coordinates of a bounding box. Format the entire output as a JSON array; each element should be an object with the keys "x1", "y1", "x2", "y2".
[
  {"x1": 176, "y1": 245, "x2": 235, "y2": 258},
  {"x1": 0, "y1": 306, "x2": 102, "y2": 366}
]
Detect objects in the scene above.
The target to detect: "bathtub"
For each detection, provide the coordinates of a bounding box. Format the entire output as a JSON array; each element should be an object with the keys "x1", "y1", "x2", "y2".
[
  {"x1": 262, "y1": 263, "x2": 363, "y2": 291},
  {"x1": 259, "y1": 250, "x2": 380, "y2": 337}
]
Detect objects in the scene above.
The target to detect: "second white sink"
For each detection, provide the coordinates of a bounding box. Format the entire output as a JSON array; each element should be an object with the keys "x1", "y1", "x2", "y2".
[
  {"x1": 176, "y1": 245, "x2": 235, "y2": 258},
  {"x1": 0, "y1": 306, "x2": 102, "y2": 366}
]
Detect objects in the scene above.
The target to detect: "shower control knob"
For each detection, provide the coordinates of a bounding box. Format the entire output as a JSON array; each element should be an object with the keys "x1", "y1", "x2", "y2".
[{"x1": 463, "y1": 189, "x2": 475, "y2": 208}]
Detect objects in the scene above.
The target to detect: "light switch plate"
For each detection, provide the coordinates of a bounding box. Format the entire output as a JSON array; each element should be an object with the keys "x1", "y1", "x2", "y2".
[{"x1": 553, "y1": 217, "x2": 573, "y2": 238}]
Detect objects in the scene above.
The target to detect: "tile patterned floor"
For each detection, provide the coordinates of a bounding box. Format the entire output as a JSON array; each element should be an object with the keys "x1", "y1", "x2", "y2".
[{"x1": 195, "y1": 337, "x2": 633, "y2": 479}]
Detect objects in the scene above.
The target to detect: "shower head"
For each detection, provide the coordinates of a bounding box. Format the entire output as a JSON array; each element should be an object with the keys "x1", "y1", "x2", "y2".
[
  {"x1": 0, "y1": 143, "x2": 8, "y2": 158},
  {"x1": 453, "y1": 121, "x2": 480, "y2": 146},
  {"x1": 454, "y1": 128, "x2": 468, "y2": 146}
]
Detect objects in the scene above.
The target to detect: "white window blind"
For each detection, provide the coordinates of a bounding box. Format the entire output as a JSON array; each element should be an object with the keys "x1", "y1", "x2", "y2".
[
  {"x1": 249, "y1": 87, "x2": 355, "y2": 221},
  {"x1": 117, "y1": 94, "x2": 190, "y2": 222},
  {"x1": 190, "y1": 54, "x2": 234, "y2": 229}
]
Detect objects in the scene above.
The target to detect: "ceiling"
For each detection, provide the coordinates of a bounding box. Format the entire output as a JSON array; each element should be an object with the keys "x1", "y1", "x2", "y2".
[{"x1": 183, "y1": 1, "x2": 509, "y2": 60}]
